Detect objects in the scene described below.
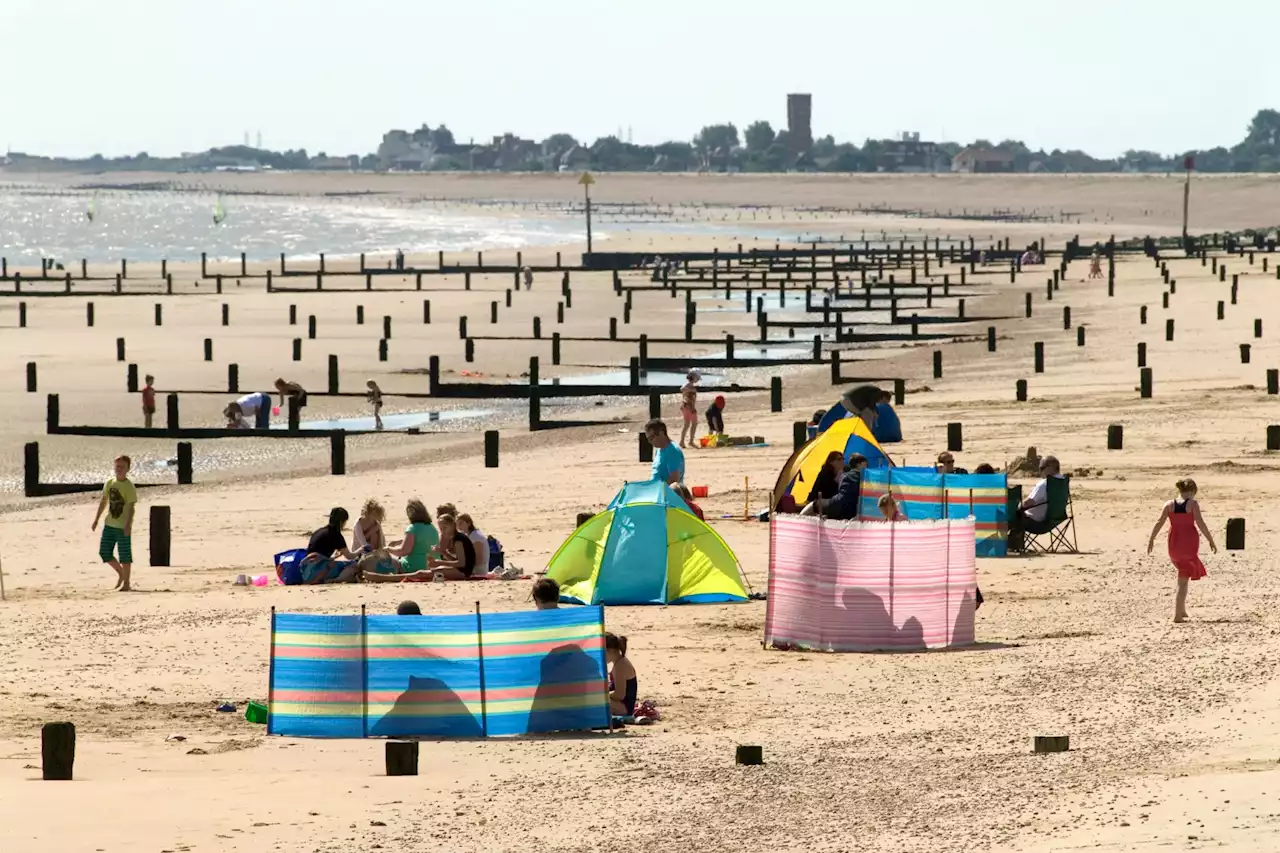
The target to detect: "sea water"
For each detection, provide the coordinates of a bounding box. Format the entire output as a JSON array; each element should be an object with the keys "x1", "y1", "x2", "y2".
[{"x1": 0, "y1": 187, "x2": 585, "y2": 265}]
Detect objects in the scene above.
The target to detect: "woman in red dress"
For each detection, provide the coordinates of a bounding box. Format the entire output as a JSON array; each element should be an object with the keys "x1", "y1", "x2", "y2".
[{"x1": 1147, "y1": 479, "x2": 1217, "y2": 623}]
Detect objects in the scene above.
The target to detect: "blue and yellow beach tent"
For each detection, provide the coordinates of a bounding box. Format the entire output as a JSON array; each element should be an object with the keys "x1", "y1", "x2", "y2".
[
  {"x1": 773, "y1": 415, "x2": 892, "y2": 507},
  {"x1": 545, "y1": 480, "x2": 747, "y2": 605}
]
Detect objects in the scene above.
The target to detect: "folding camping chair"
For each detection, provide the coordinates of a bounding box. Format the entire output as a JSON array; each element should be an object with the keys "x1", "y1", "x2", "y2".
[{"x1": 1021, "y1": 477, "x2": 1078, "y2": 554}]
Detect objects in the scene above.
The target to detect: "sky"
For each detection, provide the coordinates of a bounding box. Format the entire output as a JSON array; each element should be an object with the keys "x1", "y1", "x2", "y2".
[{"x1": 2, "y1": 0, "x2": 1273, "y2": 160}]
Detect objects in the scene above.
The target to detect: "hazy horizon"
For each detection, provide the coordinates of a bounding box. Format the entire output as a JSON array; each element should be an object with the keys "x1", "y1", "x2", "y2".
[{"x1": 3, "y1": 0, "x2": 1272, "y2": 160}]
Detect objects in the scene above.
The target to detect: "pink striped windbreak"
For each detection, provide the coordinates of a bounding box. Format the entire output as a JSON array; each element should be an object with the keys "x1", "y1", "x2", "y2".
[{"x1": 765, "y1": 515, "x2": 977, "y2": 652}]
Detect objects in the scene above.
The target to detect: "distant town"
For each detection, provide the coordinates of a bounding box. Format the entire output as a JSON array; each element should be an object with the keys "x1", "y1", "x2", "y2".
[{"x1": 4, "y1": 96, "x2": 1278, "y2": 176}]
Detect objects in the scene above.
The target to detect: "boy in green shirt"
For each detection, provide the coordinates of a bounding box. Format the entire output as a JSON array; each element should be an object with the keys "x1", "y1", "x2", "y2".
[{"x1": 92, "y1": 455, "x2": 137, "y2": 591}]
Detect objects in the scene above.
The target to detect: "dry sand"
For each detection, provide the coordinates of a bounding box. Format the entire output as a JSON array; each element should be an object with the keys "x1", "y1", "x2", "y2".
[{"x1": 3, "y1": 173, "x2": 1280, "y2": 852}]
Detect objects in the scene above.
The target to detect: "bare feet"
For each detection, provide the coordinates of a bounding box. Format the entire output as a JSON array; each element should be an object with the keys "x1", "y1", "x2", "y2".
[
  {"x1": 1174, "y1": 614, "x2": 1189, "y2": 623},
  {"x1": 117, "y1": 565, "x2": 132, "y2": 592}
]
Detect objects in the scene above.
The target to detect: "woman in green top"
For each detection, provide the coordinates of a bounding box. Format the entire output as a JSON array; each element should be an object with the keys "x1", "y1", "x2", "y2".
[
  {"x1": 387, "y1": 499, "x2": 439, "y2": 571},
  {"x1": 362, "y1": 498, "x2": 442, "y2": 583}
]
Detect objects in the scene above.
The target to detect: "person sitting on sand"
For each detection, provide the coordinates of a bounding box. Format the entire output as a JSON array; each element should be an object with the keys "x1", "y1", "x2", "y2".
[
  {"x1": 532, "y1": 577, "x2": 560, "y2": 610},
  {"x1": 877, "y1": 493, "x2": 906, "y2": 521},
  {"x1": 1147, "y1": 478, "x2": 1217, "y2": 623},
  {"x1": 366, "y1": 380, "x2": 384, "y2": 431},
  {"x1": 576, "y1": 511, "x2": 595, "y2": 529},
  {"x1": 801, "y1": 454, "x2": 868, "y2": 519},
  {"x1": 974, "y1": 463, "x2": 997, "y2": 475},
  {"x1": 936, "y1": 451, "x2": 968, "y2": 475},
  {"x1": 397, "y1": 600, "x2": 421, "y2": 615},
  {"x1": 428, "y1": 514, "x2": 477, "y2": 580},
  {"x1": 389, "y1": 499, "x2": 439, "y2": 571},
  {"x1": 810, "y1": 451, "x2": 846, "y2": 504},
  {"x1": 456, "y1": 513, "x2": 490, "y2": 574},
  {"x1": 275, "y1": 378, "x2": 307, "y2": 411},
  {"x1": 605, "y1": 633, "x2": 637, "y2": 718},
  {"x1": 673, "y1": 484, "x2": 705, "y2": 521},
  {"x1": 298, "y1": 507, "x2": 364, "y2": 584},
  {"x1": 353, "y1": 498, "x2": 386, "y2": 552},
  {"x1": 679, "y1": 371, "x2": 700, "y2": 449},
  {"x1": 362, "y1": 500, "x2": 441, "y2": 581}
]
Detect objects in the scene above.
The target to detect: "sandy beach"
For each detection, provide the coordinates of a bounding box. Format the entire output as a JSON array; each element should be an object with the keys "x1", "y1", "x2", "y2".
[{"x1": 3, "y1": 171, "x2": 1280, "y2": 853}]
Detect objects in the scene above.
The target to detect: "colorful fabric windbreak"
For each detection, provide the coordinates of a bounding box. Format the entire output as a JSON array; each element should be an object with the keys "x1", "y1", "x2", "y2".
[
  {"x1": 268, "y1": 607, "x2": 609, "y2": 738},
  {"x1": 765, "y1": 515, "x2": 978, "y2": 652},
  {"x1": 859, "y1": 469, "x2": 1009, "y2": 557}
]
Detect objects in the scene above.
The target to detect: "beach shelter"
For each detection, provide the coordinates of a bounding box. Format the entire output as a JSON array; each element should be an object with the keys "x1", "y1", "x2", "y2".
[
  {"x1": 545, "y1": 480, "x2": 747, "y2": 605},
  {"x1": 817, "y1": 400, "x2": 903, "y2": 443},
  {"x1": 773, "y1": 416, "x2": 892, "y2": 507}
]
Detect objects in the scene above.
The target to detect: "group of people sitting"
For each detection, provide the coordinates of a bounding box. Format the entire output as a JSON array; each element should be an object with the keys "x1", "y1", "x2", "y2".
[
  {"x1": 297, "y1": 498, "x2": 503, "y2": 584},
  {"x1": 784, "y1": 439, "x2": 1063, "y2": 547}
]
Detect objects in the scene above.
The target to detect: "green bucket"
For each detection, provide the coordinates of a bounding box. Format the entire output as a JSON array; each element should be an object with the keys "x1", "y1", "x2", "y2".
[{"x1": 245, "y1": 701, "x2": 268, "y2": 725}]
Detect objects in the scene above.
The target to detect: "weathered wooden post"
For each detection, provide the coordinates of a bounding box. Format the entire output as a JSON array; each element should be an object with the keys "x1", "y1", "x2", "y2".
[
  {"x1": 41, "y1": 722, "x2": 76, "y2": 781},
  {"x1": 150, "y1": 505, "x2": 171, "y2": 567}
]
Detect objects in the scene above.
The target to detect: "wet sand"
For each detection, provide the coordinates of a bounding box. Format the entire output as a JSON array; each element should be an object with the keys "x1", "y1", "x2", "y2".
[{"x1": 3, "y1": 173, "x2": 1280, "y2": 852}]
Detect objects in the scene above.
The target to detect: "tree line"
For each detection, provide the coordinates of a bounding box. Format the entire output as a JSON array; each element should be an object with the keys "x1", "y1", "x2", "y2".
[{"x1": 7, "y1": 109, "x2": 1279, "y2": 174}]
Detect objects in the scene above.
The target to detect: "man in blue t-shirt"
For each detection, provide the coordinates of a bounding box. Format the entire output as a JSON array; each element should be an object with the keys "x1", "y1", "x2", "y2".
[{"x1": 645, "y1": 419, "x2": 685, "y2": 485}]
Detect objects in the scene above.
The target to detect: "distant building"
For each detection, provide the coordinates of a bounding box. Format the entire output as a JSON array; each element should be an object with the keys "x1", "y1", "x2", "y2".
[
  {"x1": 489, "y1": 133, "x2": 539, "y2": 170},
  {"x1": 881, "y1": 132, "x2": 945, "y2": 172},
  {"x1": 951, "y1": 146, "x2": 1016, "y2": 173},
  {"x1": 310, "y1": 155, "x2": 354, "y2": 171},
  {"x1": 787, "y1": 93, "x2": 813, "y2": 156},
  {"x1": 559, "y1": 146, "x2": 591, "y2": 170},
  {"x1": 378, "y1": 130, "x2": 433, "y2": 170}
]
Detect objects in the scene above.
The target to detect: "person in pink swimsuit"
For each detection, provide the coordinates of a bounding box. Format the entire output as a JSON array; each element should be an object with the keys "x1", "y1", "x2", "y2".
[{"x1": 1147, "y1": 478, "x2": 1217, "y2": 623}]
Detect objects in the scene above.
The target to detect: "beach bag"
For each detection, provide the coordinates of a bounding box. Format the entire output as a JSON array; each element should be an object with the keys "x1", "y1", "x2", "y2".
[
  {"x1": 487, "y1": 536, "x2": 504, "y2": 570},
  {"x1": 274, "y1": 548, "x2": 308, "y2": 586}
]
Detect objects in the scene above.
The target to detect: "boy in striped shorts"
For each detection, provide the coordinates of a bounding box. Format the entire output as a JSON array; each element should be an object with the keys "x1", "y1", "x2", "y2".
[{"x1": 91, "y1": 455, "x2": 137, "y2": 591}]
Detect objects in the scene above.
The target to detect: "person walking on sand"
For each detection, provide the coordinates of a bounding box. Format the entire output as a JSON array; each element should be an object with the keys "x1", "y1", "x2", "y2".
[
  {"x1": 1089, "y1": 247, "x2": 1103, "y2": 280},
  {"x1": 522, "y1": 266, "x2": 534, "y2": 290},
  {"x1": 366, "y1": 380, "x2": 384, "y2": 430},
  {"x1": 679, "y1": 370, "x2": 700, "y2": 448},
  {"x1": 91, "y1": 455, "x2": 137, "y2": 591},
  {"x1": 1147, "y1": 478, "x2": 1217, "y2": 623}
]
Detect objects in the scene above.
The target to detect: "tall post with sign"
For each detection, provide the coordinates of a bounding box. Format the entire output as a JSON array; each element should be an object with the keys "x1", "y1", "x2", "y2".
[{"x1": 580, "y1": 171, "x2": 595, "y2": 253}]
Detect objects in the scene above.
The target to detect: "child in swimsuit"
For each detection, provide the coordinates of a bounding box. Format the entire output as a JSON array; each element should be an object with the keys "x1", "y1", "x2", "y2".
[
  {"x1": 366, "y1": 379, "x2": 384, "y2": 430},
  {"x1": 1147, "y1": 478, "x2": 1217, "y2": 623},
  {"x1": 605, "y1": 632, "x2": 637, "y2": 718},
  {"x1": 679, "y1": 371, "x2": 699, "y2": 448}
]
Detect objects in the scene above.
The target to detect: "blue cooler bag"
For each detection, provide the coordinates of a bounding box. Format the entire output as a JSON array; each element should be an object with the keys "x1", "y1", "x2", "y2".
[{"x1": 274, "y1": 548, "x2": 308, "y2": 586}]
